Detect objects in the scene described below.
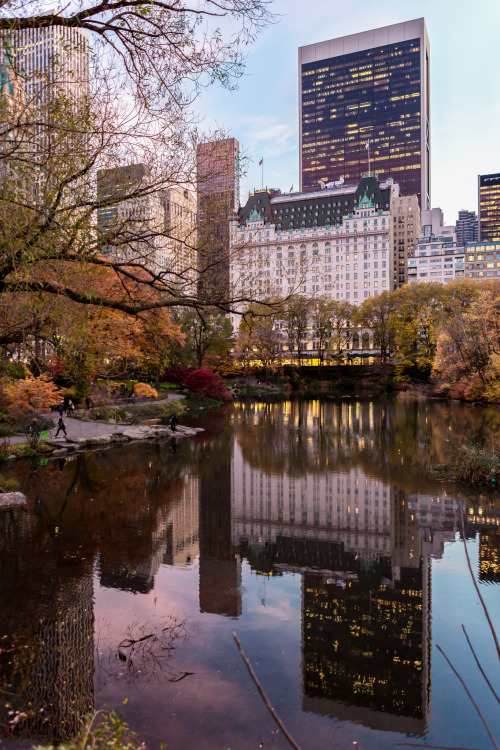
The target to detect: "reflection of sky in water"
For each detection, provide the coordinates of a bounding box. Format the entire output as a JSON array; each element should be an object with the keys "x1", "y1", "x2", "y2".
[{"x1": 0, "y1": 399, "x2": 499, "y2": 750}]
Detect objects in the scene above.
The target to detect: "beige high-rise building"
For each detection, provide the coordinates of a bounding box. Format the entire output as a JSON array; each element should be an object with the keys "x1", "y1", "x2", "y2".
[
  {"x1": 163, "y1": 186, "x2": 198, "y2": 296},
  {"x1": 391, "y1": 194, "x2": 421, "y2": 287}
]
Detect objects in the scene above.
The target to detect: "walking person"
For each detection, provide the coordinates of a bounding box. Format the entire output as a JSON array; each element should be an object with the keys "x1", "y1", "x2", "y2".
[
  {"x1": 169, "y1": 413, "x2": 178, "y2": 432},
  {"x1": 55, "y1": 416, "x2": 67, "y2": 438},
  {"x1": 85, "y1": 396, "x2": 93, "y2": 413},
  {"x1": 58, "y1": 400, "x2": 64, "y2": 418}
]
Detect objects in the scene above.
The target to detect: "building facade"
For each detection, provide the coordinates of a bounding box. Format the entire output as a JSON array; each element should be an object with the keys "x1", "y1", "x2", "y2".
[
  {"x1": 11, "y1": 27, "x2": 89, "y2": 103},
  {"x1": 464, "y1": 241, "x2": 500, "y2": 279},
  {"x1": 197, "y1": 138, "x2": 240, "y2": 301},
  {"x1": 230, "y1": 174, "x2": 398, "y2": 310},
  {"x1": 407, "y1": 207, "x2": 462, "y2": 284},
  {"x1": 456, "y1": 209, "x2": 478, "y2": 246},
  {"x1": 162, "y1": 186, "x2": 198, "y2": 296},
  {"x1": 298, "y1": 19, "x2": 430, "y2": 208},
  {"x1": 391, "y1": 194, "x2": 421, "y2": 287},
  {"x1": 97, "y1": 163, "x2": 168, "y2": 273},
  {"x1": 478, "y1": 173, "x2": 500, "y2": 242}
]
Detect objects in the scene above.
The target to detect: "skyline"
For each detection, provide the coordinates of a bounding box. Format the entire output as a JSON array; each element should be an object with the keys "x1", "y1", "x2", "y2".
[{"x1": 194, "y1": 0, "x2": 500, "y2": 226}]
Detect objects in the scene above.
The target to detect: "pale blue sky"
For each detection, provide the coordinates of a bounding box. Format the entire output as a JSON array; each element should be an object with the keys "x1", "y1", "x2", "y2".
[{"x1": 195, "y1": 0, "x2": 500, "y2": 224}]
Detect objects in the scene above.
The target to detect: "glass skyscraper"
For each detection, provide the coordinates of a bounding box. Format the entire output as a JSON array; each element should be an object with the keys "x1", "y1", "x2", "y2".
[
  {"x1": 478, "y1": 173, "x2": 500, "y2": 242},
  {"x1": 299, "y1": 19, "x2": 430, "y2": 209}
]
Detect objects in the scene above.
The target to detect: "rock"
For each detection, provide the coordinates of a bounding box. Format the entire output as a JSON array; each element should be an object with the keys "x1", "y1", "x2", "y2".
[
  {"x1": 0, "y1": 492, "x2": 27, "y2": 509},
  {"x1": 52, "y1": 448, "x2": 68, "y2": 456},
  {"x1": 108, "y1": 418, "x2": 116, "y2": 424}
]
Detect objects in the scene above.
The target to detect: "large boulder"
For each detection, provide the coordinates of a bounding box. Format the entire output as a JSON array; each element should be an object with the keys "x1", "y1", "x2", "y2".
[{"x1": 0, "y1": 492, "x2": 27, "y2": 509}]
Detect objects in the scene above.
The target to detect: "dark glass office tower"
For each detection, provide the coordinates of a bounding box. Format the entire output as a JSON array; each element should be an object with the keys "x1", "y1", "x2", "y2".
[
  {"x1": 299, "y1": 19, "x2": 430, "y2": 209},
  {"x1": 478, "y1": 173, "x2": 500, "y2": 242}
]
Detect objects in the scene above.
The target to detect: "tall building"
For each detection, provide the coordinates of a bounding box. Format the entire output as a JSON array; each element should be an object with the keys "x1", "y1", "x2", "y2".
[
  {"x1": 11, "y1": 27, "x2": 89, "y2": 103},
  {"x1": 299, "y1": 19, "x2": 430, "y2": 208},
  {"x1": 230, "y1": 174, "x2": 398, "y2": 311},
  {"x1": 163, "y1": 186, "x2": 198, "y2": 296},
  {"x1": 478, "y1": 173, "x2": 500, "y2": 242},
  {"x1": 391, "y1": 194, "x2": 421, "y2": 287},
  {"x1": 97, "y1": 163, "x2": 168, "y2": 272},
  {"x1": 456, "y1": 209, "x2": 478, "y2": 246},
  {"x1": 196, "y1": 138, "x2": 240, "y2": 301}
]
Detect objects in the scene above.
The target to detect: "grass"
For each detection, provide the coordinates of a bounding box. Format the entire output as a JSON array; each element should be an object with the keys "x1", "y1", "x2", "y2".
[
  {"x1": 0, "y1": 473, "x2": 20, "y2": 491},
  {"x1": 434, "y1": 440, "x2": 500, "y2": 484}
]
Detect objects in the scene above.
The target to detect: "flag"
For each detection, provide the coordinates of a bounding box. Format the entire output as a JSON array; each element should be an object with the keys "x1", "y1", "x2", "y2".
[
  {"x1": 259, "y1": 157, "x2": 263, "y2": 166},
  {"x1": 365, "y1": 141, "x2": 370, "y2": 150}
]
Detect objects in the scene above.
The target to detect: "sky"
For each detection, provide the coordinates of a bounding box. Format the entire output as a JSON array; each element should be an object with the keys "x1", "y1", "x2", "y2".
[{"x1": 194, "y1": 0, "x2": 500, "y2": 225}]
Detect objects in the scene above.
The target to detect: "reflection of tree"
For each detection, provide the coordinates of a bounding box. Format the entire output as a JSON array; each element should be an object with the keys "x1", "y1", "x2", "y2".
[
  {"x1": 233, "y1": 398, "x2": 500, "y2": 496},
  {"x1": 0, "y1": 440, "x2": 196, "y2": 741},
  {"x1": 95, "y1": 616, "x2": 193, "y2": 686}
]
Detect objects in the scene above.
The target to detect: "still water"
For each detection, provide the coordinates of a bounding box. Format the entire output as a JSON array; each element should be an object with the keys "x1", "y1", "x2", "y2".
[{"x1": 0, "y1": 398, "x2": 499, "y2": 750}]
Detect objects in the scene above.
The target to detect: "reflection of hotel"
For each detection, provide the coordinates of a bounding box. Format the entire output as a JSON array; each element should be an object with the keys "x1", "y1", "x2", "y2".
[{"x1": 230, "y1": 405, "x2": 436, "y2": 733}]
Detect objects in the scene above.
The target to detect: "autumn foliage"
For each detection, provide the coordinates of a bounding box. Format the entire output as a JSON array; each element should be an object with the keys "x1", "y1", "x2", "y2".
[
  {"x1": 133, "y1": 382, "x2": 158, "y2": 399},
  {"x1": 183, "y1": 369, "x2": 232, "y2": 401},
  {"x1": 0, "y1": 374, "x2": 62, "y2": 420}
]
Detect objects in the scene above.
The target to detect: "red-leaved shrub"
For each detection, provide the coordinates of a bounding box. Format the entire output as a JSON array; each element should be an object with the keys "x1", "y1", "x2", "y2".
[{"x1": 183, "y1": 369, "x2": 232, "y2": 401}]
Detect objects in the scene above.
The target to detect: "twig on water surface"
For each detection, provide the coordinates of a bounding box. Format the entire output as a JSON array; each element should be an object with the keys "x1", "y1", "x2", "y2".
[
  {"x1": 232, "y1": 632, "x2": 303, "y2": 750},
  {"x1": 462, "y1": 625, "x2": 500, "y2": 705},
  {"x1": 436, "y1": 644, "x2": 499, "y2": 750},
  {"x1": 460, "y1": 512, "x2": 500, "y2": 662}
]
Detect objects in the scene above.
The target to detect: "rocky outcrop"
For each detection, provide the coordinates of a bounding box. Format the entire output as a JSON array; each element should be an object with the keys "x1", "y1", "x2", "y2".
[
  {"x1": 0, "y1": 492, "x2": 27, "y2": 509},
  {"x1": 46, "y1": 424, "x2": 202, "y2": 451}
]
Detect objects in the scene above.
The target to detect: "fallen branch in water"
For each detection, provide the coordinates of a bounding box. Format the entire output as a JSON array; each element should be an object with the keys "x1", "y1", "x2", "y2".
[{"x1": 233, "y1": 631, "x2": 303, "y2": 750}]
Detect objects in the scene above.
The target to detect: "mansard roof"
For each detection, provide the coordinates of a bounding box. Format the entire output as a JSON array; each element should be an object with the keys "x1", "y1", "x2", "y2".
[{"x1": 237, "y1": 175, "x2": 394, "y2": 230}]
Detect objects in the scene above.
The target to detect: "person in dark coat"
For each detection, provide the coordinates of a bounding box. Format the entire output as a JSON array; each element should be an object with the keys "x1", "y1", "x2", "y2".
[
  {"x1": 55, "y1": 417, "x2": 67, "y2": 437},
  {"x1": 58, "y1": 400, "x2": 64, "y2": 418},
  {"x1": 169, "y1": 413, "x2": 178, "y2": 432}
]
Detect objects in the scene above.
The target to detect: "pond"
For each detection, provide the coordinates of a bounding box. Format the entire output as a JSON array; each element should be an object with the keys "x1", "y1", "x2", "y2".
[{"x1": 0, "y1": 398, "x2": 499, "y2": 750}]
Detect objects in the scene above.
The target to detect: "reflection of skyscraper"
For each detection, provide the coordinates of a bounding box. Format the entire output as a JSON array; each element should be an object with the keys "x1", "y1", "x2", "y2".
[
  {"x1": 163, "y1": 474, "x2": 199, "y2": 566},
  {"x1": 199, "y1": 434, "x2": 241, "y2": 617},
  {"x1": 479, "y1": 528, "x2": 500, "y2": 583},
  {"x1": 302, "y1": 563, "x2": 430, "y2": 734},
  {"x1": 4, "y1": 575, "x2": 95, "y2": 742}
]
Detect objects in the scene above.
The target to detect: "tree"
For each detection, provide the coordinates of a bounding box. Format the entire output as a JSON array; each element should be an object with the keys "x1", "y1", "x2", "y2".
[
  {"x1": 0, "y1": 0, "x2": 275, "y2": 355},
  {"x1": 310, "y1": 297, "x2": 335, "y2": 369},
  {"x1": 283, "y1": 296, "x2": 309, "y2": 366},
  {"x1": 329, "y1": 300, "x2": 354, "y2": 362},
  {"x1": 390, "y1": 282, "x2": 444, "y2": 377},
  {"x1": 235, "y1": 302, "x2": 283, "y2": 374},
  {"x1": 434, "y1": 280, "x2": 500, "y2": 398},
  {"x1": 353, "y1": 291, "x2": 395, "y2": 363},
  {"x1": 178, "y1": 308, "x2": 232, "y2": 369}
]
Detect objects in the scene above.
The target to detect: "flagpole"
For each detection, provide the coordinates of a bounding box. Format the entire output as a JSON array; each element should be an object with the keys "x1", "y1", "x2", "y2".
[{"x1": 261, "y1": 157, "x2": 263, "y2": 190}]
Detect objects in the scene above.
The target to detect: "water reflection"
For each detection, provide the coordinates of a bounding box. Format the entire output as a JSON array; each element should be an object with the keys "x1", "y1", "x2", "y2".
[{"x1": 0, "y1": 399, "x2": 499, "y2": 748}]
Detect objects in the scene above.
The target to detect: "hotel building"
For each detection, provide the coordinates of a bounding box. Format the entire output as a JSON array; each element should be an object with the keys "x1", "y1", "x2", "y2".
[
  {"x1": 230, "y1": 173, "x2": 399, "y2": 310},
  {"x1": 478, "y1": 173, "x2": 500, "y2": 242},
  {"x1": 298, "y1": 19, "x2": 430, "y2": 208}
]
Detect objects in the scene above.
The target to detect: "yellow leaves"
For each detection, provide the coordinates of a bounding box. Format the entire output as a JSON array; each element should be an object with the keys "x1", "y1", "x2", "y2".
[{"x1": 133, "y1": 382, "x2": 157, "y2": 399}]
